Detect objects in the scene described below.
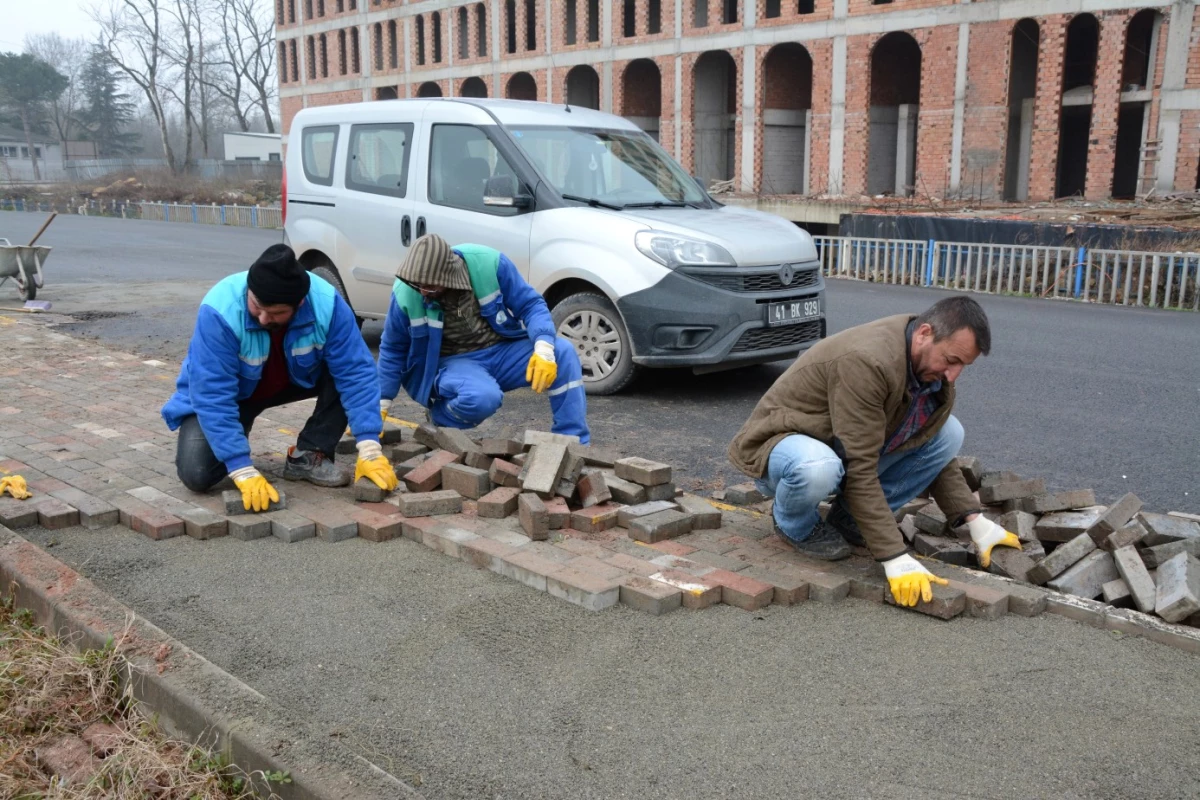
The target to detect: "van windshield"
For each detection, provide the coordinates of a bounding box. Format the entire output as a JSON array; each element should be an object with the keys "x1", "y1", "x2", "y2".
[{"x1": 507, "y1": 126, "x2": 709, "y2": 209}]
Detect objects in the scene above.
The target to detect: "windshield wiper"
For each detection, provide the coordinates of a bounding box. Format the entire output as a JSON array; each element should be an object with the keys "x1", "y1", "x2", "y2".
[
  {"x1": 621, "y1": 200, "x2": 702, "y2": 209},
  {"x1": 561, "y1": 193, "x2": 623, "y2": 211}
]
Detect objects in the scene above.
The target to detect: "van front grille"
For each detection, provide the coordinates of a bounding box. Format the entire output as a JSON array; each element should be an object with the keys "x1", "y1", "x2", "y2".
[
  {"x1": 731, "y1": 320, "x2": 824, "y2": 353},
  {"x1": 683, "y1": 266, "x2": 820, "y2": 294}
]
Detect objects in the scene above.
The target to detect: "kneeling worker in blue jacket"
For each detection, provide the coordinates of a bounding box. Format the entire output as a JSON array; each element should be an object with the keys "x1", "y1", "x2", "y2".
[
  {"x1": 162, "y1": 244, "x2": 398, "y2": 511},
  {"x1": 378, "y1": 234, "x2": 589, "y2": 442}
]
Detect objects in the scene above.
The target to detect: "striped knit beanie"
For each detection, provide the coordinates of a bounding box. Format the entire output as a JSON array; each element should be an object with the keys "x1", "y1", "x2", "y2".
[{"x1": 396, "y1": 234, "x2": 471, "y2": 290}]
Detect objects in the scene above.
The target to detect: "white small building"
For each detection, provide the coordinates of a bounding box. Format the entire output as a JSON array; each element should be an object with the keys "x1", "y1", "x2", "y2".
[
  {"x1": 223, "y1": 131, "x2": 282, "y2": 162},
  {"x1": 0, "y1": 126, "x2": 64, "y2": 183}
]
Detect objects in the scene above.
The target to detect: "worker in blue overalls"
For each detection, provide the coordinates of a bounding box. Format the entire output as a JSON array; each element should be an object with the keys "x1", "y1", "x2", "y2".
[{"x1": 377, "y1": 234, "x2": 590, "y2": 443}]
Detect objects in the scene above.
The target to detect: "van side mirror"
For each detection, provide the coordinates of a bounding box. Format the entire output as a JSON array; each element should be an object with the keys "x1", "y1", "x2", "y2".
[{"x1": 483, "y1": 175, "x2": 532, "y2": 209}]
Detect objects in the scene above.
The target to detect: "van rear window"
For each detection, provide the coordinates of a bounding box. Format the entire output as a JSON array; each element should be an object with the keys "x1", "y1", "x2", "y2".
[{"x1": 301, "y1": 126, "x2": 339, "y2": 186}]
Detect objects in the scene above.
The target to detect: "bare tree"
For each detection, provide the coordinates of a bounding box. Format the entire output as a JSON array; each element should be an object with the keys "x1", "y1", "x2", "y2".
[
  {"x1": 23, "y1": 34, "x2": 90, "y2": 144},
  {"x1": 162, "y1": 0, "x2": 198, "y2": 166},
  {"x1": 217, "y1": 0, "x2": 277, "y2": 134},
  {"x1": 93, "y1": 0, "x2": 180, "y2": 173}
]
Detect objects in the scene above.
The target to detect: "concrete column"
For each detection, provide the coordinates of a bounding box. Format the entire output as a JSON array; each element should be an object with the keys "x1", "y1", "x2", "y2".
[
  {"x1": 949, "y1": 22, "x2": 969, "y2": 192},
  {"x1": 1016, "y1": 97, "x2": 1034, "y2": 201},
  {"x1": 360, "y1": 23, "x2": 371, "y2": 101},
  {"x1": 492, "y1": 0, "x2": 503, "y2": 97},
  {"x1": 602, "y1": 0, "x2": 613, "y2": 45},
  {"x1": 1157, "y1": 1, "x2": 1195, "y2": 191},
  {"x1": 802, "y1": 108, "x2": 812, "y2": 195},
  {"x1": 603, "y1": 62, "x2": 613, "y2": 112},
  {"x1": 828, "y1": 35, "x2": 846, "y2": 194},
  {"x1": 674, "y1": 0, "x2": 682, "y2": 38},
  {"x1": 740, "y1": 45, "x2": 756, "y2": 192},
  {"x1": 404, "y1": 17, "x2": 413, "y2": 97},
  {"x1": 674, "y1": 55, "x2": 683, "y2": 161},
  {"x1": 896, "y1": 103, "x2": 917, "y2": 196}
]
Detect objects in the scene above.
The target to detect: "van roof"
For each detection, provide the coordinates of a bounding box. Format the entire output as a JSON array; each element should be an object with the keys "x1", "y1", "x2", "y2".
[{"x1": 292, "y1": 98, "x2": 642, "y2": 131}]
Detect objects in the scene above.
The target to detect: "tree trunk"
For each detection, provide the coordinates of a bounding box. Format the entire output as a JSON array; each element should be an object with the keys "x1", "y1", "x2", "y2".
[
  {"x1": 19, "y1": 110, "x2": 42, "y2": 182},
  {"x1": 258, "y1": 86, "x2": 275, "y2": 133}
]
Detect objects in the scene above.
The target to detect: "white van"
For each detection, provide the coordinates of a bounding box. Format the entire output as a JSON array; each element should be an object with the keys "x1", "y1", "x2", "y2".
[{"x1": 284, "y1": 98, "x2": 825, "y2": 394}]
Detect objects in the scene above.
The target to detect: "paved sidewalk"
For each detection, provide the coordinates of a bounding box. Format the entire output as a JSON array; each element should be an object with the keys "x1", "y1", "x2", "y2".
[{"x1": 3, "y1": 312, "x2": 1200, "y2": 798}]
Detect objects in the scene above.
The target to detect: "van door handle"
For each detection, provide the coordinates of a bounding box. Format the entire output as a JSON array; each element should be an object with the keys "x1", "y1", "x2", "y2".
[
  {"x1": 416, "y1": 216, "x2": 427, "y2": 238},
  {"x1": 401, "y1": 215, "x2": 411, "y2": 246}
]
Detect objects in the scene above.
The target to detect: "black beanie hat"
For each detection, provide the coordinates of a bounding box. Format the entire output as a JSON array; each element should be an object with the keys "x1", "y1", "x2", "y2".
[{"x1": 247, "y1": 244, "x2": 310, "y2": 307}]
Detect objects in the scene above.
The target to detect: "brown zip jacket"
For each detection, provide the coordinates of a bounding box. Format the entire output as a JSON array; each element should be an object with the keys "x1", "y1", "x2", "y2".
[{"x1": 727, "y1": 314, "x2": 978, "y2": 560}]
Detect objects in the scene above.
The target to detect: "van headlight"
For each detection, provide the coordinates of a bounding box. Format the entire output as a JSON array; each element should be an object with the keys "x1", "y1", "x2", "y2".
[{"x1": 635, "y1": 231, "x2": 735, "y2": 268}]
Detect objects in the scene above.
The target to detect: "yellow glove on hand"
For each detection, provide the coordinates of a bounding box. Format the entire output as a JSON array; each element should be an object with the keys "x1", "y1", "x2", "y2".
[
  {"x1": 966, "y1": 515, "x2": 1022, "y2": 569},
  {"x1": 229, "y1": 467, "x2": 279, "y2": 513},
  {"x1": 355, "y1": 440, "x2": 398, "y2": 491},
  {"x1": 883, "y1": 553, "x2": 949, "y2": 607},
  {"x1": 0, "y1": 475, "x2": 32, "y2": 500},
  {"x1": 525, "y1": 339, "x2": 558, "y2": 394}
]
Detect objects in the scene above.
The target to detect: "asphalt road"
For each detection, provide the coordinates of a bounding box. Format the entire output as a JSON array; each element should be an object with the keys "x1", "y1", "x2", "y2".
[
  {"x1": 2, "y1": 210, "x2": 1196, "y2": 513},
  {"x1": 6, "y1": 210, "x2": 1200, "y2": 798}
]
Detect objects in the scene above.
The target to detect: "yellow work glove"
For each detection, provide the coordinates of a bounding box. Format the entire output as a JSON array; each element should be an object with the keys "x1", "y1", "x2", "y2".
[
  {"x1": 882, "y1": 553, "x2": 950, "y2": 607},
  {"x1": 229, "y1": 466, "x2": 279, "y2": 513},
  {"x1": 525, "y1": 339, "x2": 558, "y2": 394},
  {"x1": 966, "y1": 515, "x2": 1022, "y2": 569},
  {"x1": 355, "y1": 440, "x2": 398, "y2": 491},
  {"x1": 0, "y1": 475, "x2": 32, "y2": 500}
]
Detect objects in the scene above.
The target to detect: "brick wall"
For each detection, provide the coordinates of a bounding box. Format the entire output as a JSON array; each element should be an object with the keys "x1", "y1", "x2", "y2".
[
  {"x1": 961, "y1": 20, "x2": 1012, "y2": 201},
  {"x1": 1028, "y1": 15, "x2": 1067, "y2": 201},
  {"x1": 1085, "y1": 10, "x2": 1132, "y2": 199},
  {"x1": 277, "y1": 0, "x2": 1200, "y2": 201}
]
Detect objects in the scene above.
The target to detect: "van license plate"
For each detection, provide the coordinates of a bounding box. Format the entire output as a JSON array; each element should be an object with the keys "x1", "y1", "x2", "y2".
[{"x1": 766, "y1": 298, "x2": 822, "y2": 327}]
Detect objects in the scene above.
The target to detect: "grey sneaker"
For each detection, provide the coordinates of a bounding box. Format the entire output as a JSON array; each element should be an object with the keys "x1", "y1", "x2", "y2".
[
  {"x1": 825, "y1": 503, "x2": 866, "y2": 547},
  {"x1": 283, "y1": 447, "x2": 350, "y2": 487},
  {"x1": 774, "y1": 519, "x2": 852, "y2": 561}
]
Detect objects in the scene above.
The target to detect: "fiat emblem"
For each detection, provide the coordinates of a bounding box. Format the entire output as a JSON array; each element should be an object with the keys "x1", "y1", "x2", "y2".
[{"x1": 779, "y1": 264, "x2": 795, "y2": 286}]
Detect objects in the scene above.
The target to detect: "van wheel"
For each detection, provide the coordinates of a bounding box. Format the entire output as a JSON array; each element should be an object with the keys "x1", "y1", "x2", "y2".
[
  {"x1": 552, "y1": 292, "x2": 639, "y2": 395},
  {"x1": 309, "y1": 264, "x2": 364, "y2": 328}
]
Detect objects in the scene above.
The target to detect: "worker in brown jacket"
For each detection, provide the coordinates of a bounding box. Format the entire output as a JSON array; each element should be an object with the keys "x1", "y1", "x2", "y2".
[{"x1": 728, "y1": 296, "x2": 1021, "y2": 607}]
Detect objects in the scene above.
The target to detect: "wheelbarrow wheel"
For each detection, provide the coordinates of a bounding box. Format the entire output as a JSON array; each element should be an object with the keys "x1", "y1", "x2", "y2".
[{"x1": 15, "y1": 274, "x2": 35, "y2": 301}]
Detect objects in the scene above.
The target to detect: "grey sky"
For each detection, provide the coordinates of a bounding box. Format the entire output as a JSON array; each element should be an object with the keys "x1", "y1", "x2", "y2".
[{"x1": 2, "y1": 0, "x2": 102, "y2": 52}]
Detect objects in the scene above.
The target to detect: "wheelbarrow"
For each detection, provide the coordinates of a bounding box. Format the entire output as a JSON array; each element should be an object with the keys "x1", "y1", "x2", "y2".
[{"x1": 0, "y1": 212, "x2": 55, "y2": 301}]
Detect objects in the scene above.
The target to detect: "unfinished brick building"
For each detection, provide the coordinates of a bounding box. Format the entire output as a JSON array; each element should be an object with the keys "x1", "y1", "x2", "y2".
[{"x1": 275, "y1": 0, "x2": 1200, "y2": 206}]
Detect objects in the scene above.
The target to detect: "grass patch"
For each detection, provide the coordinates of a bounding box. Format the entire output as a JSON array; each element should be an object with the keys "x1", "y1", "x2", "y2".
[{"x1": 0, "y1": 595, "x2": 282, "y2": 798}]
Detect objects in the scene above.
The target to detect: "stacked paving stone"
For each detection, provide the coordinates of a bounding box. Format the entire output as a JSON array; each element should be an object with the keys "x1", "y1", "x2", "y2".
[{"x1": 890, "y1": 456, "x2": 1200, "y2": 629}]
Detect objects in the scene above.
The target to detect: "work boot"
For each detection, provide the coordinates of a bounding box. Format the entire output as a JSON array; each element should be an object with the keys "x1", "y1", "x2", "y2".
[
  {"x1": 774, "y1": 519, "x2": 852, "y2": 561},
  {"x1": 825, "y1": 502, "x2": 866, "y2": 547},
  {"x1": 283, "y1": 447, "x2": 350, "y2": 487}
]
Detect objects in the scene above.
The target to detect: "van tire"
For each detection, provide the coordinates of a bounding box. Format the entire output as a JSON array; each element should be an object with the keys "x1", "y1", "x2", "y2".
[
  {"x1": 552, "y1": 292, "x2": 638, "y2": 395},
  {"x1": 309, "y1": 263, "x2": 364, "y2": 328}
]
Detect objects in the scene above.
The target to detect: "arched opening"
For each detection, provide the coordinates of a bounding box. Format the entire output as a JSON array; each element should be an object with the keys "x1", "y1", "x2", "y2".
[
  {"x1": 458, "y1": 7, "x2": 469, "y2": 59},
  {"x1": 506, "y1": 71, "x2": 538, "y2": 101},
  {"x1": 431, "y1": 11, "x2": 442, "y2": 63},
  {"x1": 461, "y1": 76, "x2": 488, "y2": 98},
  {"x1": 621, "y1": 59, "x2": 662, "y2": 141},
  {"x1": 525, "y1": 0, "x2": 536, "y2": 51},
  {"x1": 387, "y1": 20, "x2": 398, "y2": 68},
  {"x1": 1057, "y1": 14, "x2": 1099, "y2": 198},
  {"x1": 373, "y1": 22, "x2": 384, "y2": 71},
  {"x1": 1003, "y1": 19, "x2": 1039, "y2": 201},
  {"x1": 374, "y1": 86, "x2": 398, "y2": 100},
  {"x1": 416, "y1": 15, "x2": 426, "y2": 66},
  {"x1": 418, "y1": 81, "x2": 443, "y2": 98},
  {"x1": 1113, "y1": 9, "x2": 1162, "y2": 198},
  {"x1": 761, "y1": 42, "x2": 813, "y2": 194},
  {"x1": 693, "y1": 50, "x2": 737, "y2": 185},
  {"x1": 476, "y1": 4, "x2": 487, "y2": 57},
  {"x1": 505, "y1": 0, "x2": 517, "y2": 53},
  {"x1": 566, "y1": 65, "x2": 601, "y2": 109},
  {"x1": 868, "y1": 32, "x2": 921, "y2": 196}
]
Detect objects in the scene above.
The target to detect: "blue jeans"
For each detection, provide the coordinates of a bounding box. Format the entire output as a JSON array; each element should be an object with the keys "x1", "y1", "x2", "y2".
[
  {"x1": 754, "y1": 415, "x2": 965, "y2": 542},
  {"x1": 430, "y1": 336, "x2": 590, "y2": 443}
]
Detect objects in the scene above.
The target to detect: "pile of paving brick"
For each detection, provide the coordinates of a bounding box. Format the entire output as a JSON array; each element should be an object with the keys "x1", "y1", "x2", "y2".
[{"x1": 879, "y1": 457, "x2": 1200, "y2": 628}]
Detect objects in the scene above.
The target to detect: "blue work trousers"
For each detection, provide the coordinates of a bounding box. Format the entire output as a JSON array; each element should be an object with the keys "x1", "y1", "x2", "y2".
[{"x1": 430, "y1": 337, "x2": 590, "y2": 443}]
